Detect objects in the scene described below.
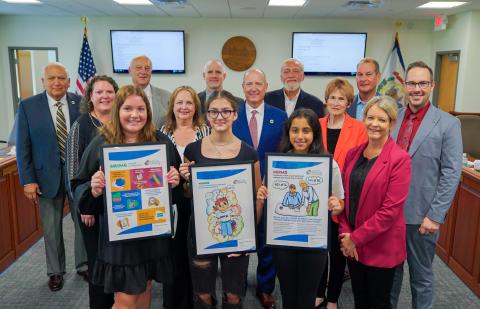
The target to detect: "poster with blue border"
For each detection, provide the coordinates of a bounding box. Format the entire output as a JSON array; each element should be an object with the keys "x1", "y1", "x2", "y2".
[
  {"x1": 190, "y1": 162, "x2": 257, "y2": 256},
  {"x1": 265, "y1": 153, "x2": 331, "y2": 250},
  {"x1": 102, "y1": 143, "x2": 172, "y2": 242}
]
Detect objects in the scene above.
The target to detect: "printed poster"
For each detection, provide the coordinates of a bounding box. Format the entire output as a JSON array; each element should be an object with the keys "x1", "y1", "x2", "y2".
[
  {"x1": 190, "y1": 162, "x2": 257, "y2": 256},
  {"x1": 265, "y1": 154, "x2": 332, "y2": 250},
  {"x1": 102, "y1": 143, "x2": 172, "y2": 242}
]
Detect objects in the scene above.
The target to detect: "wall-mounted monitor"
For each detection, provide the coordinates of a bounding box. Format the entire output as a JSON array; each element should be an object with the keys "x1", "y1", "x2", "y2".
[
  {"x1": 292, "y1": 32, "x2": 367, "y2": 76},
  {"x1": 110, "y1": 30, "x2": 185, "y2": 74}
]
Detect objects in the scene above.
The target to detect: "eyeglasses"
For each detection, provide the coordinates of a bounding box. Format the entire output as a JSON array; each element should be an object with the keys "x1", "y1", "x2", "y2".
[
  {"x1": 405, "y1": 81, "x2": 431, "y2": 90},
  {"x1": 207, "y1": 109, "x2": 235, "y2": 119}
]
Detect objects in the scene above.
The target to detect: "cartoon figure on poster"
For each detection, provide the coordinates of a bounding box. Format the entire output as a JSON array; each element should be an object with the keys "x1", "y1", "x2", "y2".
[
  {"x1": 205, "y1": 187, "x2": 244, "y2": 242},
  {"x1": 275, "y1": 180, "x2": 319, "y2": 217}
]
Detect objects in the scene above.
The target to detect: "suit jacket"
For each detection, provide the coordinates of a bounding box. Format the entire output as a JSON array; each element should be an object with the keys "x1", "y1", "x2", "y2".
[
  {"x1": 232, "y1": 102, "x2": 287, "y2": 178},
  {"x1": 198, "y1": 90, "x2": 243, "y2": 114},
  {"x1": 16, "y1": 91, "x2": 81, "y2": 199},
  {"x1": 391, "y1": 104, "x2": 462, "y2": 224},
  {"x1": 151, "y1": 85, "x2": 171, "y2": 128},
  {"x1": 319, "y1": 114, "x2": 367, "y2": 171},
  {"x1": 338, "y1": 138, "x2": 411, "y2": 268},
  {"x1": 265, "y1": 88, "x2": 324, "y2": 118},
  {"x1": 347, "y1": 93, "x2": 402, "y2": 119}
]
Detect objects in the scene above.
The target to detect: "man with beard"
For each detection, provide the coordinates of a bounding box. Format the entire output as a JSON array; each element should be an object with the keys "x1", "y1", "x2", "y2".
[
  {"x1": 265, "y1": 58, "x2": 324, "y2": 118},
  {"x1": 347, "y1": 57, "x2": 381, "y2": 119},
  {"x1": 390, "y1": 61, "x2": 462, "y2": 309}
]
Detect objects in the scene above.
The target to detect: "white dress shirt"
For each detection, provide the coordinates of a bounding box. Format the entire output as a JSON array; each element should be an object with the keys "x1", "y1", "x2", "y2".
[
  {"x1": 245, "y1": 101, "x2": 265, "y2": 143},
  {"x1": 46, "y1": 93, "x2": 71, "y2": 131},
  {"x1": 284, "y1": 89, "x2": 300, "y2": 117},
  {"x1": 143, "y1": 84, "x2": 153, "y2": 108}
]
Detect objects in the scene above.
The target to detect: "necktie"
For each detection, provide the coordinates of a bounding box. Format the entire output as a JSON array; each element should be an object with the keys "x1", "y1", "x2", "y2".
[
  {"x1": 55, "y1": 101, "x2": 67, "y2": 162},
  {"x1": 398, "y1": 113, "x2": 417, "y2": 151},
  {"x1": 249, "y1": 110, "x2": 259, "y2": 149}
]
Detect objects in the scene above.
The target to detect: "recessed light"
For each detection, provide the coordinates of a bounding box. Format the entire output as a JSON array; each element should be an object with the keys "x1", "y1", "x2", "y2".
[
  {"x1": 268, "y1": 0, "x2": 306, "y2": 7},
  {"x1": 3, "y1": 0, "x2": 41, "y2": 3},
  {"x1": 113, "y1": 0, "x2": 153, "y2": 5},
  {"x1": 417, "y1": 2, "x2": 468, "y2": 9}
]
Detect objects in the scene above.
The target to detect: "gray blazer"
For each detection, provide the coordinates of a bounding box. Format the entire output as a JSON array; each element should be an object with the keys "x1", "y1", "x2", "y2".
[
  {"x1": 151, "y1": 85, "x2": 171, "y2": 128},
  {"x1": 391, "y1": 104, "x2": 462, "y2": 224}
]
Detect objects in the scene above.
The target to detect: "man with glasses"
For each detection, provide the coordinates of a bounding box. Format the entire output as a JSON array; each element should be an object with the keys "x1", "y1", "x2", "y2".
[
  {"x1": 233, "y1": 69, "x2": 287, "y2": 309},
  {"x1": 265, "y1": 58, "x2": 324, "y2": 118},
  {"x1": 347, "y1": 57, "x2": 381, "y2": 119},
  {"x1": 390, "y1": 61, "x2": 462, "y2": 309}
]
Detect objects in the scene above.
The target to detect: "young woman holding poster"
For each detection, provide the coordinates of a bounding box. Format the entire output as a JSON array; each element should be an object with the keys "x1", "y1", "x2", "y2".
[
  {"x1": 257, "y1": 108, "x2": 345, "y2": 309},
  {"x1": 179, "y1": 90, "x2": 262, "y2": 309},
  {"x1": 71, "y1": 85, "x2": 182, "y2": 309}
]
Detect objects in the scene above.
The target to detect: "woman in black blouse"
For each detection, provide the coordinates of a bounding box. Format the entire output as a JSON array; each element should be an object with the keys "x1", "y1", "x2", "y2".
[
  {"x1": 66, "y1": 75, "x2": 118, "y2": 309},
  {"x1": 179, "y1": 90, "x2": 262, "y2": 309}
]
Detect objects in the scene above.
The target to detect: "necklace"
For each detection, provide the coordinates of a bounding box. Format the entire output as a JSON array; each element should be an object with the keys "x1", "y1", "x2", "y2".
[
  {"x1": 88, "y1": 112, "x2": 102, "y2": 129},
  {"x1": 208, "y1": 136, "x2": 235, "y2": 158}
]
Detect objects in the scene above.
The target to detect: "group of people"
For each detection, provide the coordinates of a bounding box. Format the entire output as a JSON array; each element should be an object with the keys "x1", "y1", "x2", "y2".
[{"x1": 15, "y1": 54, "x2": 463, "y2": 309}]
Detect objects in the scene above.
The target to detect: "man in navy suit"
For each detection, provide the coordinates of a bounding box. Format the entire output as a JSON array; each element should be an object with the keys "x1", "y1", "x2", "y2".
[
  {"x1": 265, "y1": 58, "x2": 324, "y2": 118},
  {"x1": 233, "y1": 69, "x2": 287, "y2": 309},
  {"x1": 347, "y1": 57, "x2": 381, "y2": 119},
  {"x1": 16, "y1": 62, "x2": 81, "y2": 291}
]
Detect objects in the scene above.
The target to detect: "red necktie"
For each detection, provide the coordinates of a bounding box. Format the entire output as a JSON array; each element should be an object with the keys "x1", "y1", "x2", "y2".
[
  {"x1": 249, "y1": 110, "x2": 258, "y2": 149},
  {"x1": 398, "y1": 113, "x2": 417, "y2": 151}
]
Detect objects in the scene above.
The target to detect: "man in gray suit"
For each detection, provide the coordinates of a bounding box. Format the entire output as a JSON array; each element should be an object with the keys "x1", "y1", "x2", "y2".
[
  {"x1": 129, "y1": 55, "x2": 170, "y2": 127},
  {"x1": 390, "y1": 61, "x2": 462, "y2": 309}
]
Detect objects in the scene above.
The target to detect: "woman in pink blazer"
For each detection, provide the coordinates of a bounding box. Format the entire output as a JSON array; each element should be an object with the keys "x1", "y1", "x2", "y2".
[{"x1": 338, "y1": 96, "x2": 411, "y2": 309}]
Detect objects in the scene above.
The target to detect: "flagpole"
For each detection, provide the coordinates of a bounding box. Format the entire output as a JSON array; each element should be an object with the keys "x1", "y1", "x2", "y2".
[{"x1": 81, "y1": 16, "x2": 88, "y2": 37}]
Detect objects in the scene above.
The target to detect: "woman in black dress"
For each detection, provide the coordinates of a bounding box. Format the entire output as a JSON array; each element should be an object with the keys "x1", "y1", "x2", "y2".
[
  {"x1": 179, "y1": 90, "x2": 262, "y2": 309},
  {"x1": 66, "y1": 75, "x2": 118, "y2": 309},
  {"x1": 71, "y1": 85, "x2": 182, "y2": 308}
]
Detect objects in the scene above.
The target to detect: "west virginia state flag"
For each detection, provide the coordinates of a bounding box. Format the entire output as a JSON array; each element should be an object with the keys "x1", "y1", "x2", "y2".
[{"x1": 377, "y1": 32, "x2": 406, "y2": 106}]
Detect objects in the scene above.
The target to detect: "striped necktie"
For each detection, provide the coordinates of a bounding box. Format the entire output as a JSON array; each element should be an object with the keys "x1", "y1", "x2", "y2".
[{"x1": 55, "y1": 101, "x2": 67, "y2": 162}]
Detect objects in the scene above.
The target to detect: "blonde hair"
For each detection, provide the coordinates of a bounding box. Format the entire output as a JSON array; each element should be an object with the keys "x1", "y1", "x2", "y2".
[
  {"x1": 163, "y1": 85, "x2": 205, "y2": 133},
  {"x1": 363, "y1": 96, "x2": 398, "y2": 123},
  {"x1": 100, "y1": 85, "x2": 157, "y2": 144},
  {"x1": 324, "y1": 77, "x2": 355, "y2": 105}
]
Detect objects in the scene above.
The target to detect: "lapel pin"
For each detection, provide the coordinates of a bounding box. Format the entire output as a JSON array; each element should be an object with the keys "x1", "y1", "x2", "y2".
[{"x1": 270, "y1": 119, "x2": 274, "y2": 124}]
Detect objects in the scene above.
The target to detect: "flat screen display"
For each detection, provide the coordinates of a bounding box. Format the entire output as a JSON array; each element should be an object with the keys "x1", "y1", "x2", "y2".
[
  {"x1": 292, "y1": 32, "x2": 367, "y2": 76},
  {"x1": 110, "y1": 30, "x2": 185, "y2": 74}
]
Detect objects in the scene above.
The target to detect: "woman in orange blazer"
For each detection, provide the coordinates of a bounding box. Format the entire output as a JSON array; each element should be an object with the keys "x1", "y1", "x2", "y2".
[
  {"x1": 316, "y1": 78, "x2": 367, "y2": 309},
  {"x1": 338, "y1": 96, "x2": 411, "y2": 308}
]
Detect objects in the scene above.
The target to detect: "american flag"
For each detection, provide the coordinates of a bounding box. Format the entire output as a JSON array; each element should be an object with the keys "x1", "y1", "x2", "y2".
[{"x1": 75, "y1": 33, "x2": 96, "y2": 95}]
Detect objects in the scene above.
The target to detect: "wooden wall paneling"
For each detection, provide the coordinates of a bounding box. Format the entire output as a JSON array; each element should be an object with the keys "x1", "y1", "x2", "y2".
[
  {"x1": 436, "y1": 189, "x2": 459, "y2": 263},
  {"x1": 0, "y1": 171, "x2": 15, "y2": 272}
]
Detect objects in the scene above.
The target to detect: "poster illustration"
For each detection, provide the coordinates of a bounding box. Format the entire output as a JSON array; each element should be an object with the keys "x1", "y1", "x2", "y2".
[
  {"x1": 191, "y1": 162, "x2": 257, "y2": 256},
  {"x1": 265, "y1": 154, "x2": 332, "y2": 250},
  {"x1": 102, "y1": 143, "x2": 172, "y2": 242}
]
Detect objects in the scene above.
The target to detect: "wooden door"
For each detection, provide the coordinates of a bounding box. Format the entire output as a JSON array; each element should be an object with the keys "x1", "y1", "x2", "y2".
[
  {"x1": 437, "y1": 54, "x2": 459, "y2": 112},
  {"x1": 16, "y1": 50, "x2": 34, "y2": 100}
]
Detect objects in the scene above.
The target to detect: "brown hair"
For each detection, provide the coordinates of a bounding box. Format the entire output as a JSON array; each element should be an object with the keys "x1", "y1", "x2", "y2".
[
  {"x1": 406, "y1": 61, "x2": 434, "y2": 81},
  {"x1": 100, "y1": 85, "x2": 157, "y2": 144},
  {"x1": 163, "y1": 86, "x2": 204, "y2": 133},
  {"x1": 357, "y1": 57, "x2": 380, "y2": 74},
  {"x1": 80, "y1": 75, "x2": 119, "y2": 113},
  {"x1": 205, "y1": 90, "x2": 238, "y2": 111},
  {"x1": 324, "y1": 77, "x2": 355, "y2": 105}
]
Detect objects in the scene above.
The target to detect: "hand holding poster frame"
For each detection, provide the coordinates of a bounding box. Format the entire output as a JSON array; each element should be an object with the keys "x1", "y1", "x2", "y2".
[
  {"x1": 190, "y1": 161, "x2": 257, "y2": 257},
  {"x1": 265, "y1": 153, "x2": 332, "y2": 250},
  {"x1": 102, "y1": 143, "x2": 173, "y2": 242}
]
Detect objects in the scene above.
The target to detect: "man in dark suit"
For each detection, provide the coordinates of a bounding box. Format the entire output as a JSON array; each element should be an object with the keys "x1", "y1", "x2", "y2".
[
  {"x1": 347, "y1": 57, "x2": 381, "y2": 119},
  {"x1": 265, "y1": 58, "x2": 324, "y2": 118},
  {"x1": 390, "y1": 61, "x2": 462, "y2": 309},
  {"x1": 16, "y1": 62, "x2": 81, "y2": 291},
  {"x1": 198, "y1": 59, "x2": 242, "y2": 114},
  {"x1": 233, "y1": 69, "x2": 287, "y2": 309}
]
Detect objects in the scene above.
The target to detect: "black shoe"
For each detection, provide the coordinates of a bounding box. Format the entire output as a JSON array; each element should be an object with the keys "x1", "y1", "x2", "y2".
[
  {"x1": 48, "y1": 274, "x2": 63, "y2": 291},
  {"x1": 77, "y1": 269, "x2": 89, "y2": 282}
]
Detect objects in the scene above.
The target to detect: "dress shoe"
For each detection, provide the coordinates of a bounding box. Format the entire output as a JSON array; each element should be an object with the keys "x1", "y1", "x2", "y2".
[
  {"x1": 48, "y1": 274, "x2": 63, "y2": 292},
  {"x1": 256, "y1": 290, "x2": 276, "y2": 309},
  {"x1": 77, "y1": 269, "x2": 89, "y2": 282}
]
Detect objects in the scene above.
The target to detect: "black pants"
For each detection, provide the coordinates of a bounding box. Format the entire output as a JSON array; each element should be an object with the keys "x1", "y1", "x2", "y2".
[
  {"x1": 78, "y1": 212, "x2": 114, "y2": 309},
  {"x1": 317, "y1": 220, "x2": 346, "y2": 303},
  {"x1": 272, "y1": 248, "x2": 327, "y2": 309},
  {"x1": 347, "y1": 260, "x2": 396, "y2": 309}
]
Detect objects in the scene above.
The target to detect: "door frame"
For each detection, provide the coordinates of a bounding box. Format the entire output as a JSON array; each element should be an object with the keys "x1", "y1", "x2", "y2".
[{"x1": 432, "y1": 50, "x2": 460, "y2": 109}]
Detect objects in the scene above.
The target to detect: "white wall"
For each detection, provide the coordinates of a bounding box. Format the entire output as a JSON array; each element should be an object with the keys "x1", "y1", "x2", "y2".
[{"x1": 0, "y1": 15, "x2": 434, "y2": 140}]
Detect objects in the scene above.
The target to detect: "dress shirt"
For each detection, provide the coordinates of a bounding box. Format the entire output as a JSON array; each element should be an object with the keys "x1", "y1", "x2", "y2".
[
  {"x1": 355, "y1": 98, "x2": 367, "y2": 120},
  {"x1": 46, "y1": 93, "x2": 71, "y2": 131},
  {"x1": 283, "y1": 89, "x2": 300, "y2": 117},
  {"x1": 396, "y1": 102, "x2": 431, "y2": 149},
  {"x1": 245, "y1": 101, "x2": 265, "y2": 142},
  {"x1": 143, "y1": 84, "x2": 153, "y2": 108}
]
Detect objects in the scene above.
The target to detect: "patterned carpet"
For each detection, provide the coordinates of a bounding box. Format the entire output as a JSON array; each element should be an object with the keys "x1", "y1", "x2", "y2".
[{"x1": 0, "y1": 216, "x2": 478, "y2": 308}]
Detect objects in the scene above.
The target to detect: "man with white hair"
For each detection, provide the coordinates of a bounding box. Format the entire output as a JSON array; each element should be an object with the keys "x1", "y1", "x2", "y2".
[
  {"x1": 265, "y1": 58, "x2": 324, "y2": 118},
  {"x1": 129, "y1": 55, "x2": 170, "y2": 127},
  {"x1": 16, "y1": 62, "x2": 82, "y2": 291}
]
